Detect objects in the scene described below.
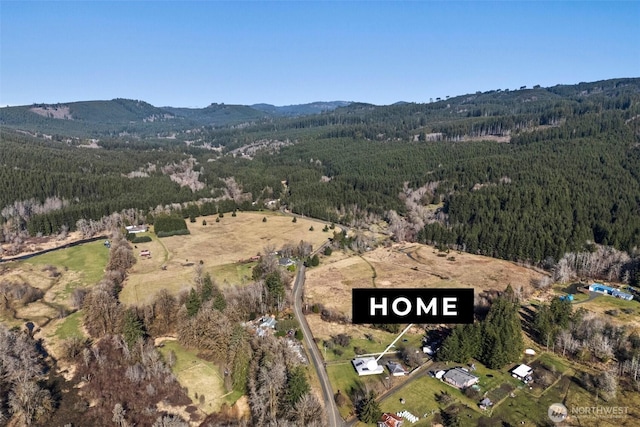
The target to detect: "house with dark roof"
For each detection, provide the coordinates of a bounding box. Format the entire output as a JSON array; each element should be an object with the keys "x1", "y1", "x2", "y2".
[
  {"x1": 386, "y1": 361, "x2": 408, "y2": 377},
  {"x1": 279, "y1": 257, "x2": 295, "y2": 267},
  {"x1": 442, "y1": 367, "x2": 479, "y2": 389}
]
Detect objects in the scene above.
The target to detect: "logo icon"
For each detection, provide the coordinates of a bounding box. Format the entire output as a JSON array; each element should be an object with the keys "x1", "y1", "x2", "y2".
[{"x1": 548, "y1": 402, "x2": 568, "y2": 423}]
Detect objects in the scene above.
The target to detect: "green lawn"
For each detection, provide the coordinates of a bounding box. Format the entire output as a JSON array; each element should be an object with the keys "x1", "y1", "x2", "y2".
[
  {"x1": 323, "y1": 331, "x2": 424, "y2": 363},
  {"x1": 379, "y1": 375, "x2": 481, "y2": 427},
  {"x1": 157, "y1": 340, "x2": 232, "y2": 413},
  {"x1": 471, "y1": 360, "x2": 521, "y2": 393},
  {"x1": 210, "y1": 262, "x2": 256, "y2": 287},
  {"x1": 326, "y1": 362, "x2": 387, "y2": 419},
  {"x1": 55, "y1": 310, "x2": 84, "y2": 339},
  {"x1": 327, "y1": 363, "x2": 363, "y2": 395},
  {"x1": 536, "y1": 352, "x2": 573, "y2": 375},
  {"x1": 24, "y1": 240, "x2": 109, "y2": 287},
  {"x1": 582, "y1": 294, "x2": 639, "y2": 314}
]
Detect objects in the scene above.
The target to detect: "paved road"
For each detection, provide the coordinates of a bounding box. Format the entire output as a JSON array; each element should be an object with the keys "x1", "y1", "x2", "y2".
[
  {"x1": 293, "y1": 262, "x2": 345, "y2": 427},
  {"x1": 572, "y1": 291, "x2": 601, "y2": 304}
]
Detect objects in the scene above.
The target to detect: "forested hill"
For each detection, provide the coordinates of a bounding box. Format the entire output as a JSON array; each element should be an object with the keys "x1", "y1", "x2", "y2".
[
  {"x1": 250, "y1": 101, "x2": 351, "y2": 116},
  {"x1": 0, "y1": 99, "x2": 351, "y2": 138},
  {"x1": 1, "y1": 78, "x2": 639, "y2": 269}
]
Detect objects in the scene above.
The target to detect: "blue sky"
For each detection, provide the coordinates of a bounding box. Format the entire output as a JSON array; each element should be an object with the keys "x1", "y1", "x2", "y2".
[{"x1": 1, "y1": 1, "x2": 638, "y2": 107}]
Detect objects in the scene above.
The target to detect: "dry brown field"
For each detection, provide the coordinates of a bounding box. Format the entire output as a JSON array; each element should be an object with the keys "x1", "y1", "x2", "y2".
[
  {"x1": 120, "y1": 211, "x2": 331, "y2": 305},
  {"x1": 0, "y1": 231, "x2": 85, "y2": 261},
  {"x1": 305, "y1": 243, "x2": 547, "y2": 318}
]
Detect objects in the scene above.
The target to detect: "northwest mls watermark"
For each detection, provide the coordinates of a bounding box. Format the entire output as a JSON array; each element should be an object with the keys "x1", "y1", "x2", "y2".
[
  {"x1": 548, "y1": 403, "x2": 629, "y2": 423},
  {"x1": 352, "y1": 288, "x2": 474, "y2": 324}
]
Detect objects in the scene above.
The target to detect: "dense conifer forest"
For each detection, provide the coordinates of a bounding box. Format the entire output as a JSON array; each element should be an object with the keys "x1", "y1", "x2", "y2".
[{"x1": 1, "y1": 78, "x2": 639, "y2": 265}]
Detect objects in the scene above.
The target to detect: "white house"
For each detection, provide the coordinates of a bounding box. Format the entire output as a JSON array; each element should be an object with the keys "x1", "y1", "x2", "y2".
[
  {"x1": 511, "y1": 364, "x2": 533, "y2": 383},
  {"x1": 125, "y1": 225, "x2": 148, "y2": 234},
  {"x1": 352, "y1": 357, "x2": 384, "y2": 376}
]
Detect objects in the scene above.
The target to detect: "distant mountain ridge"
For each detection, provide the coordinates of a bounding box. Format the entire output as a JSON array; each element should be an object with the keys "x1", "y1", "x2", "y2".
[
  {"x1": 2, "y1": 78, "x2": 638, "y2": 138},
  {"x1": 0, "y1": 99, "x2": 352, "y2": 137},
  {"x1": 250, "y1": 101, "x2": 351, "y2": 116}
]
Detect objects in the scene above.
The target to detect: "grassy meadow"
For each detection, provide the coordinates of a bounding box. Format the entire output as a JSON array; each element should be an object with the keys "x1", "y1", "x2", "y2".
[
  {"x1": 120, "y1": 211, "x2": 331, "y2": 305},
  {"x1": 157, "y1": 339, "x2": 231, "y2": 414}
]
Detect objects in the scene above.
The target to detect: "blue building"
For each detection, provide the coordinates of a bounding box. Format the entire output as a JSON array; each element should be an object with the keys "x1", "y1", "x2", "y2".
[{"x1": 589, "y1": 283, "x2": 633, "y2": 301}]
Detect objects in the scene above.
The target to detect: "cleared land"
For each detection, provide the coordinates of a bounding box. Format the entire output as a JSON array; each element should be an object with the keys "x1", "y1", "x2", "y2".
[
  {"x1": 157, "y1": 339, "x2": 229, "y2": 414},
  {"x1": 0, "y1": 241, "x2": 108, "y2": 329},
  {"x1": 121, "y1": 211, "x2": 331, "y2": 305},
  {"x1": 305, "y1": 243, "x2": 547, "y2": 317}
]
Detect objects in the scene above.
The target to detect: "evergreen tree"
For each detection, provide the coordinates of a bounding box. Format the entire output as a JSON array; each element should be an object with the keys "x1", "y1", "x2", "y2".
[
  {"x1": 480, "y1": 295, "x2": 524, "y2": 369},
  {"x1": 549, "y1": 298, "x2": 572, "y2": 329},
  {"x1": 186, "y1": 288, "x2": 201, "y2": 317},
  {"x1": 534, "y1": 304, "x2": 555, "y2": 347},
  {"x1": 358, "y1": 391, "x2": 382, "y2": 423},
  {"x1": 201, "y1": 273, "x2": 214, "y2": 302},
  {"x1": 212, "y1": 287, "x2": 227, "y2": 312},
  {"x1": 121, "y1": 309, "x2": 145, "y2": 349},
  {"x1": 437, "y1": 323, "x2": 480, "y2": 363},
  {"x1": 283, "y1": 366, "x2": 310, "y2": 408},
  {"x1": 264, "y1": 272, "x2": 285, "y2": 309}
]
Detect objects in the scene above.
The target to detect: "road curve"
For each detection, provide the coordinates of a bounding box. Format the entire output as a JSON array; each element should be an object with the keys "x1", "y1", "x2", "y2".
[{"x1": 293, "y1": 263, "x2": 345, "y2": 427}]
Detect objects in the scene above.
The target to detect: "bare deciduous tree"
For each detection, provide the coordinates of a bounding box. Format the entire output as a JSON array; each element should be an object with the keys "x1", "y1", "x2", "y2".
[
  {"x1": 71, "y1": 287, "x2": 89, "y2": 310},
  {"x1": 596, "y1": 369, "x2": 618, "y2": 400},
  {"x1": 290, "y1": 392, "x2": 324, "y2": 426},
  {"x1": 112, "y1": 403, "x2": 126, "y2": 427},
  {"x1": 8, "y1": 380, "x2": 53, "y2": 426},
  {"x1": 83, "y1": 282, "x2": 123, "y2": 338},
  {"x1": 152, "y1": 414, "x2": 189, "y2": 427}
]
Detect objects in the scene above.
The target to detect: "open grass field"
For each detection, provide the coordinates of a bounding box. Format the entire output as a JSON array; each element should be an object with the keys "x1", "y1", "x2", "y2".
[
  {"x1": 157, "y1": 339, "x2": 229, "y2": 414},
  {"x1": 0, "y1": 240, "x2": 108, "y2": 332},
  {"x1": 378, "y1": 374, "x2": 482, "y2": 427},
  {"x1": 54, "y1": 310, "x2": 84, "y2": 340},
  {"x1": 551, "y1": 283, "x2": 640, "y2": 328},
  {"x1": 305, "y1": 242, "x2": 547, "y2": 317},
  {"x1": 579, "y1": 295, "x2": 640, "y2": 327},
  {"x1": 121, "y1": 211, "x2": 331, "y2": 305},
  {"x1": 305, "y1": 314, "x2": 424, "y2": 359},
  {"x1": 490, "y1": 373, "x2": 640, "y2": 427},
  {"x1": 24, "y1": 240, "x2": 109, "y2": 287}
]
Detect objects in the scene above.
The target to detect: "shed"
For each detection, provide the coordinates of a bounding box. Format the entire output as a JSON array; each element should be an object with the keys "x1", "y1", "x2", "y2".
[
  {"x1": 479, "y1": 397, "x2": 493, "y2": 409},
  {"x1": 511, "y1": 364, "x2": 533, "y2": 382},
  {"x1": 422, "y1": 345, "x2": 436, "y2": 355}
]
